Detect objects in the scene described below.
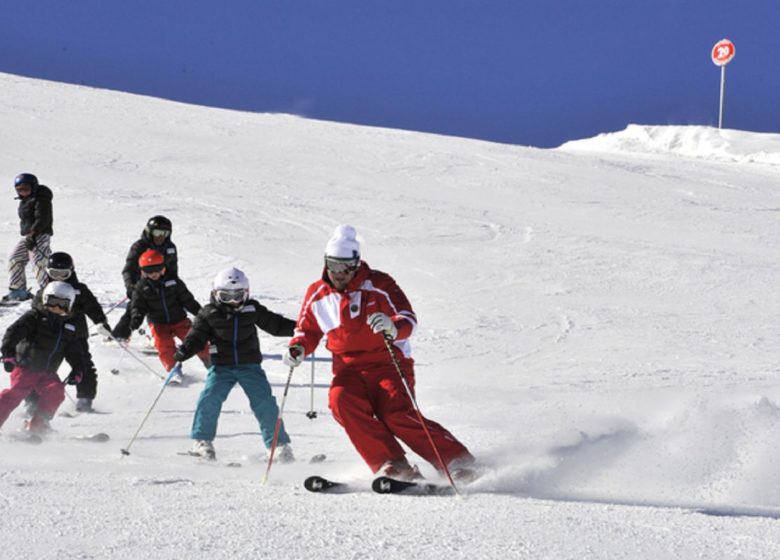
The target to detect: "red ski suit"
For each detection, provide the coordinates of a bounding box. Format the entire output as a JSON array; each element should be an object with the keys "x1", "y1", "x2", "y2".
[{"x1": 290, "y1": 261, "x2": 472, "y2": 472}]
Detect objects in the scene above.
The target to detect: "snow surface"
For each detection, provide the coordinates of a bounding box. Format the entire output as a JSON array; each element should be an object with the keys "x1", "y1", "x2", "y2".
[{"x1": 1, "y1": 72, "x2": 780, "y2": 559}]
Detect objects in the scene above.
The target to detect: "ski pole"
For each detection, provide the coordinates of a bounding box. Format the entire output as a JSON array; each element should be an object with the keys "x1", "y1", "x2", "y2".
[
  {"x1": 63, "y1": 387, "x2": 77, "y2": 405},
  {"x1": 306, "y1": 351, "x2": 317, "y2": 420},
  {"x1": 382, "y1": 335, "x2": 460, "y2": 495},
  {"x1": 103, "y1": 296, "x2": 128, "y2": 317},
  {"x1": 105, "y1": 331, "x2": 166, "y2": 380},
  {"x1": 262, "y1": 366, "x2": 295, "y2": 484},
  {"x1": 110, "y1": 347, "x2": 124, "y2": 375},
  {"x1": 120, "y1": 364, "x2": 180, "y2": 456}
]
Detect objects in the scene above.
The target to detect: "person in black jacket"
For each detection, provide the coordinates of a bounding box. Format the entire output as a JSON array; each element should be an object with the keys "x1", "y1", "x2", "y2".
[
  {"x1": 174, "y1": 267, "x2": 296, "y2": 461},
  {"x1": 111, "y1": 215, "x2": 178, "y2": 340},
  {"x1": 3, "y1": 173, "x2": 54, "y2": 302},
  {"x1": 27, "y1": 252, "x2": 112, "y2": 413},
  {"x1": 0, "y1": 281, "x2": 86, "y2": 434},
  {"x1": 129, "y1": 249, "x2": 208, "y2": 380}
]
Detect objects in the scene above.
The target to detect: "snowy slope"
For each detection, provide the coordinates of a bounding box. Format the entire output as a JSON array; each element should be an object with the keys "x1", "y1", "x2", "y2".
[{"x1": 1, "y1": 73, "x2": 780, "y2": 559}]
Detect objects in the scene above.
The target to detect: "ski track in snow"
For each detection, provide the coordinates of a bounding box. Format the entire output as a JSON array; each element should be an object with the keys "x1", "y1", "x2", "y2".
[{"x1": 2, "y1": 73, "x2": 780, "y2": 558}]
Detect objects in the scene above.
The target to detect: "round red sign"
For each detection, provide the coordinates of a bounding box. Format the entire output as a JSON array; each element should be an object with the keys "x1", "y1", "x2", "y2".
[{"x1": 711, "y1": 39, "x2": 735, "y2": 66}]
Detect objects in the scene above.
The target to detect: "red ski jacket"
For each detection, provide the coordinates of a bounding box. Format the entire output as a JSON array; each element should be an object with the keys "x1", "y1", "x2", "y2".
[{"x1": 290, "y1": 262, "x2": 417, "y2": 370}]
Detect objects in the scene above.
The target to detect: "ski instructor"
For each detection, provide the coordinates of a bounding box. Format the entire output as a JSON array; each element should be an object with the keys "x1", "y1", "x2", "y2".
[{"x1": 283, "y1": 225, "x2": 475, "y2": 481}]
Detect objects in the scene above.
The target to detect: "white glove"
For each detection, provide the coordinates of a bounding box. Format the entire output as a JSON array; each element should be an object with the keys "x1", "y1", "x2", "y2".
[
  {"x1": 283, "y1": 344, "x2": 305, "y2": 368},
  {"x1": 367, "y1": 312, "x2": 397, "y2": 340}
]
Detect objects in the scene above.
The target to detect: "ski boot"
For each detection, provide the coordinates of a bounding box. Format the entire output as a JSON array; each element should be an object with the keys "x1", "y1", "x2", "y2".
[
  {"x1": 378, "y1": 457, "x2": 423, "y2": 481},
  {"x1": 191, "y1": 440, "x2": 216, "y2": 460},
  {"x1": 2, "y1": 288, "x2": 33, "y2": 302},
  {"x1": 75, "y1": 398, "x2": 94, "y2": 413},
  {"x1": 277, "y1": 444, "x2": 295, "y2": 464}
]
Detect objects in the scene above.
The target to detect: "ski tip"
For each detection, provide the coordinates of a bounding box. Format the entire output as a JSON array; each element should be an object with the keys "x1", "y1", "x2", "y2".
[
  {"x1": 304, "y1": 475, "x2": 326, "y2": 492},
  {"x1": 372, "y1": 476, "x2": 407, "y2": 494},
  {"x1": 304, "y1": 475, "x2": 345, "y2": 493}
]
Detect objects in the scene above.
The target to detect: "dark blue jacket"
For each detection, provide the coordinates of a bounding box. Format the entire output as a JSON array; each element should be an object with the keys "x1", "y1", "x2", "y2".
[
  {"x1": 175, "y1": 296, "x2": 294, "y2": 366},
  {"x1": 1, "y1": 309, "x2": 86, "y2": 373},
  {"x1": 18, "y1": 184, "x2": 53, "y2": 237},
  {"x1": 130, "y1": 274, "x2": 200, "y2": 328}
]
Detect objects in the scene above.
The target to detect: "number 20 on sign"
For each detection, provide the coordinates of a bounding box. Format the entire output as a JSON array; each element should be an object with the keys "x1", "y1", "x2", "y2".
[{"x1": 711, "y1": 39, "x2": 736, "y2": 66}]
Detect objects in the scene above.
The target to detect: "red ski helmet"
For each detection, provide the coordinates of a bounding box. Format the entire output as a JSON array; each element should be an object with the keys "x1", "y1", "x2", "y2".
[{"x1": 138, "y1": 249, "x2": 165, "y2": 269}]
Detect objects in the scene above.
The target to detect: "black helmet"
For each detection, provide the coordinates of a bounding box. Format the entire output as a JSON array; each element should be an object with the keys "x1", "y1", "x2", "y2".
[
  {"x1": 144, "y1": 215, "x2": 172, "y2": 238},
  {"x1": 47, "y1": 252, "x2": 74, "y2": 281},
  {"x1": 14, "y1": 173, "x2": 38, "y2": 189}
]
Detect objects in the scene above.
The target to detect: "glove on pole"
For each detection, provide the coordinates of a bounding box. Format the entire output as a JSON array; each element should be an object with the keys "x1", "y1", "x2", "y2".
[
  {"x1": 120, "y1": 364, "x2": 181, "y2": 456},
  {"x1": 262, "y1": 365, "x2": 295, "y2": 484},
  {"x1": 382, "y1": 335, "x2": 460, "y2": 495}
]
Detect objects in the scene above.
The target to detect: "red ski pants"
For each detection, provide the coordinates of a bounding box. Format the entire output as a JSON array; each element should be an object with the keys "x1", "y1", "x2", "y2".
[
  {"x1": 149, "y1": 318, "x2": 209, "y2": 371},
  {"x1": 0, "y1": 367, "x2": 64, "y2": 428},
  {"x1": 328, "y1": 360, "x2": 473, "y2": 473}
]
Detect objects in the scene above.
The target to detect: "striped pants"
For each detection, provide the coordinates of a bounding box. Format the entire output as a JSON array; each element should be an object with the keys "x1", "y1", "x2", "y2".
[{"x1": 8, "y1": 234, "x2": 51, "y2": 291}]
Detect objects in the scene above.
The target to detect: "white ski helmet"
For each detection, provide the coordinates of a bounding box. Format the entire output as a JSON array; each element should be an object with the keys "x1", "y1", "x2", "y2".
[
  {"x1": 212, "y1": 267, "x2": 249, "y2": 306},
  {"x1": 42, "y1": 280, "x2": 77, "y2": 312}
]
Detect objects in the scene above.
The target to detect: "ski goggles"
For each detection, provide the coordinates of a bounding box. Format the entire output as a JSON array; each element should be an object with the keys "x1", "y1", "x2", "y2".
[
  {"x1": 215, "y1": 289, "x2": 246, "y2": 304},
  {"x1": 150, "y1": 229, "x2": 170, "y2": 238},
  {"x1": 324, "y1": 257, "x2": 359, "y2": 274},
  {"x1": 46, "y1": 267, "x2": 72, "y2": 281},
  {"x1": 141, "y1": 264, "x2": 165, "y2": 274},
  {"x1": 44, "y1": 295, "x2": 71, "y2": 310}
]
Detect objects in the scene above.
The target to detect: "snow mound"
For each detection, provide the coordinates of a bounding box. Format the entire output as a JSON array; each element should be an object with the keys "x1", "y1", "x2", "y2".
[{"x1": 558, "y1": 124, "x2": 780, "y2": 165}]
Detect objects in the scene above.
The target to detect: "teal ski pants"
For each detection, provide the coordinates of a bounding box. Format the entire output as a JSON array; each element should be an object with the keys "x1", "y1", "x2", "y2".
[{"x1": 190, "y1": 363, "x2": 290, "y2": 448}]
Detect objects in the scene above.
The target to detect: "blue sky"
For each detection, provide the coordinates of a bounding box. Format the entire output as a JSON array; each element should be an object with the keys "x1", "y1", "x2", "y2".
[{"x1": 1, "y1": 1, "x2": 777, "y2": 147}]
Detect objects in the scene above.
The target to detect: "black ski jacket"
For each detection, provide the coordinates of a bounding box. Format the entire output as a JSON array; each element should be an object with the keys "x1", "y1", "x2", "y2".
[
  {"x1": 1, "y1": 308, "x2": 87, "y2": 374},
  {"x1": 175, "y1": 296, "x2": 295, "y2": 366},
  {"x1": 121, "y1": 232, "x2": 178, "y2": 298},
  {"x1": 32, "y1": 272, "x2": 108, "y2": 339},
  {"x1": 18, "y1": 184, "x2": 53, "y2": 237},
  {"x1": 130, "y1": 274, "x2": 200, "y2": 328}
]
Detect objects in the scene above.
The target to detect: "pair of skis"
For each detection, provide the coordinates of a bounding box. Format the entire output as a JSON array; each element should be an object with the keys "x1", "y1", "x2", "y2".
[{"x1": 304, "y1": 475, "x2": 456, "y2": 496}]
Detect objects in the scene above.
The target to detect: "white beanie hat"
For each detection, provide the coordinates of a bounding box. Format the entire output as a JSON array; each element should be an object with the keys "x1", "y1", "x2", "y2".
[{"x1": 325, "y1": 224, "x2": 360, "y2": 260}]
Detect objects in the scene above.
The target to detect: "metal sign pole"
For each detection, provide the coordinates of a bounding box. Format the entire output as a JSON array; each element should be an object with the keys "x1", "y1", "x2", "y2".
[{"x1": 718, "y1": 65, "x2": 726, "y2": 129}]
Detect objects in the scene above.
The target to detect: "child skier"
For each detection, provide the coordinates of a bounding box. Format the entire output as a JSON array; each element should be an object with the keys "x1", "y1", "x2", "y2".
[
  {"x1": 0, "y1": 281, "x2": 87, "y2": 435},
  {"x1": 3, "y1": 173, "x2": 54, "y2": 302},
  {"x1": 29, "y1": 252, "x2": 112, "y2": 412},
  {"x1": 173, "y1": 267, "x2": 296, "y2": 462},
  {"x1": 112, "y1": 215, "x2": 178, "y2": 340},
  {"x1": 128, "y1": 249, "x2": 209, "y2": 382}
]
